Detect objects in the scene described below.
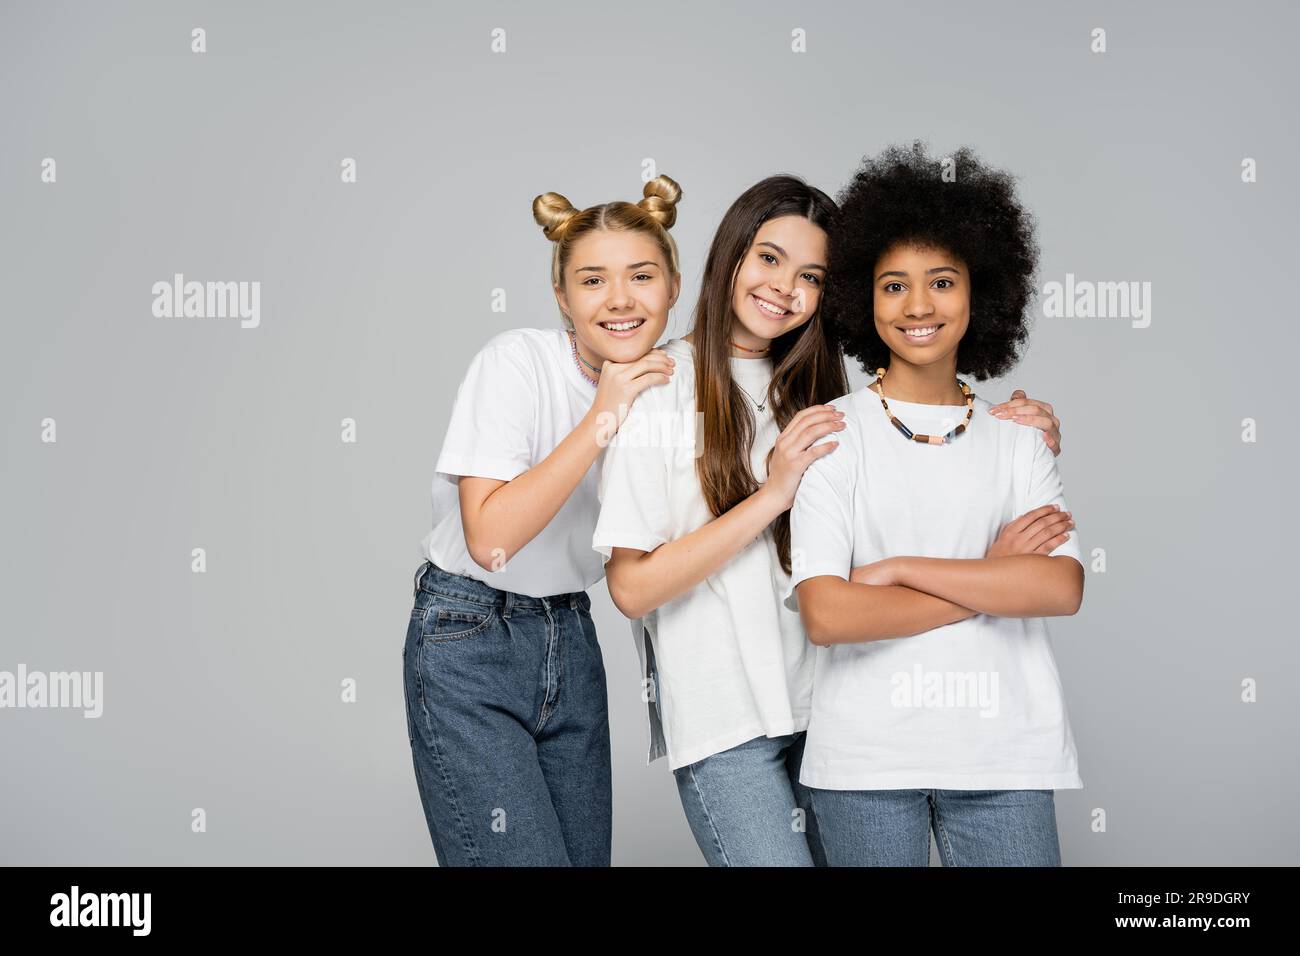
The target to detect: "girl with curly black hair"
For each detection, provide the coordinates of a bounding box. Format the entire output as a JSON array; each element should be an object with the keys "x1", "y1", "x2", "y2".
[{"x1": 786, "y1": 142, "x2": 1086, "y2": 866}]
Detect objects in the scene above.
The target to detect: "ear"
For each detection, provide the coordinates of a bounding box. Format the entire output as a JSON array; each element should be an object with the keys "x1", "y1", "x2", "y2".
[
  {"x1": 668, "y1": 272, "x2": 682, "y2": 310},
  {"x1": 553, "y1": 283, "x2": 570, "y2": 322}
]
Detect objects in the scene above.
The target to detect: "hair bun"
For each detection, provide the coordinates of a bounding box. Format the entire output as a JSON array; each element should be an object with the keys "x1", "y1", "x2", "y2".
[
  {"x1": 532, "y1": 192, "x2": 581, "y2": 241},
  {"x1": 638, "y1": 174, "x2": 682, "y2": 230}
]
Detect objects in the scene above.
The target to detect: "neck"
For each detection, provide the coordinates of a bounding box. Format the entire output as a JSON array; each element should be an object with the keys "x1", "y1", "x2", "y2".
[
  {"x1": 683, "y1": 328, "x2": 772, "y2": 360},
  {"x1": 725, "y1": 322, "x2": 772, "y2": 359},
  {"x1": 570, "y1": 330, "x2": 604, "y2": 376},
  {"x1": 877, "y1": 356, "x2": 963, "y2": 404}
]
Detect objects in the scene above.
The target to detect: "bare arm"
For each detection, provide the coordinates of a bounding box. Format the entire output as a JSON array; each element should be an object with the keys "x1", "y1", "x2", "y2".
[
  {"x1": 458, "y1": 410, "x2": 604, "y2": 572},
  {"x1": 796, "y1": 575, "x2": 978, "y2": 646},
  {"x1": 886, "y1": 554, "x2": 1085, "y2": 618},
  {"x1": 459, "y1": 351, "x2": 675, "y2": 572},
  {"x1": 605, "y1": 487, "x2": 787, "y2": 620},
  {"x1": 605, "y1": 405, "x2": 846, "y2": 620},
  {"x1": 797, "y1": 504, "x2": 1078, "y2": 646}
]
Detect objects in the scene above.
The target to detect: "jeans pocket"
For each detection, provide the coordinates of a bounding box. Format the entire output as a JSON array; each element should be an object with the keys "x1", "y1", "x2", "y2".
[{"x1": 425, "y1": 601, "x2": 497, "y2": 643}]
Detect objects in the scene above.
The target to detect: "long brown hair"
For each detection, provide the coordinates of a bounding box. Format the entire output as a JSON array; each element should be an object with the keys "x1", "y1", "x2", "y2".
[{"x1": 691, "y1": 175, "x2": 847, "y2": 574}]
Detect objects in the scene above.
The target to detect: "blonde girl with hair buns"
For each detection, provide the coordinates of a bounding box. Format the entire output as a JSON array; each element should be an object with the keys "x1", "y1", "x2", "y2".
[{"x1": 403, "y1": 176, "x2": 683, "y2": 867}]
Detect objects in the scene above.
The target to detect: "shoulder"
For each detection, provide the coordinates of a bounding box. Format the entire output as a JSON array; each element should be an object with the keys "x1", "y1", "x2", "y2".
[
  {"x1": 972, "y1": 390, "x2": 1042, "y2": 449},
  {"x1": 970, "y1": 390, "x2": 1058, "y2": 480},
  {"x1": 822, "y1": 385, "x2": 876, "y2": 436},
  {"x1": 466, "y1": 327, "x2": 568, "y2": 383},
  {"x1": 829, "y1": 386, "x2": 870, "y2": 417},
  {"x1": 658, "y1": 335, "x2": 696, "y2": 372},
  {"x1": 628, "y1": 336, "x2": 696, "y2": 414},
  {"x1": 478, "y1": 326, "x2": 564, "y2": 364},
  {"x1": 966, "y1": 392, "x2": 1005, "y2": 435},
  {"x1": 798, "y1": 387, "x2": 871, "y2": 474}
]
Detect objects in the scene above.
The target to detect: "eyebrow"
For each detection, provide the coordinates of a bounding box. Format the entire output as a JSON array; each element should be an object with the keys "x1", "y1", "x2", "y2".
[
  {"x1": 875, "y1": 265, "x2": 962, "y2": 281},
  {"x1": 575, "y1": 261, "x2": 660, "y2": 274},
  {"x1": 757, "y1": 242, "x2": 826, "y2": 272}
]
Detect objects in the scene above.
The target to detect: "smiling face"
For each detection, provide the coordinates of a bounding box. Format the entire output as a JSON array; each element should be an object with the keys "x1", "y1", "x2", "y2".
[
  {"x1": 555, "y1": 228, "x2": 680, "y2": 365},
  {"x1": 729, "y1": 215, "x2": 827, "y2": 352},
  {"x1": 872, "y1": 242, "x2": 970, "y2": 371}
]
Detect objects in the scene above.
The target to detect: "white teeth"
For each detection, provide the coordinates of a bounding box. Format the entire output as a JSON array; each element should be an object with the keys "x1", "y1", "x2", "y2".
[
  {"x1": 904, "y1": 326, "x2": 939, "y2": 336},
  {"x1": 601, "y1": 319, "x2": 644, "y2": 331},
  {"x1": 754, "y1": 296, "x2": 788, "y2": 316}
]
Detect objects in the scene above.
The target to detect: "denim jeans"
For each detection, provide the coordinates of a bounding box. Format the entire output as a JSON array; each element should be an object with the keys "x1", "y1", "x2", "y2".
[
  {"x1": 810, "y1": 787, "x2": 1062, "y2": 866},
  {"x1": 402, "y1": 561, "x2": 612, "y2": 866},
  {"x1": 672, "y1": 731, "x2": 827, "y2": 867}
]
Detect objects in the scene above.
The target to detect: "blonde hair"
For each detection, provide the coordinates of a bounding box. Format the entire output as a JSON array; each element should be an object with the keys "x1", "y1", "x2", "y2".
[{"x1": 532, "y1": 175, "x2": 683, "y2": 329}]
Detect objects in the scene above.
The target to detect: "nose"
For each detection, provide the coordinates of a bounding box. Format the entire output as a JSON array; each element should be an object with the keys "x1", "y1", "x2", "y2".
[
  {"x1": 606, "y1": 278, "x2": 635, "y2": 310},
  {"x1": 904, "y1": 285, "x2": 934, "y2": 319}
]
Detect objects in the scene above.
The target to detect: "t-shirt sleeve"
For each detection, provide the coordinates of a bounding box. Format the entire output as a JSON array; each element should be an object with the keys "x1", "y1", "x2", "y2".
[
  {"x1": 782, "y1": 430, "x2": 855, "y2": 612},
  {"x1": 434, "y1": 338, "x2": 538, "y2": 483},
  {"x1": 591, "y1": 392, "x2": 675, "y2": 562},
  {"x1": 1024, "y1": 429, "x2": 1084, "y2": 567}
]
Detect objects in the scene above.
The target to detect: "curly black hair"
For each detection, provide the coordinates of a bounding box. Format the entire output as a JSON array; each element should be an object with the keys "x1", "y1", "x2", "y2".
[{"x1": 823, "y1": 141, "x2": 1039, "y2": 381}]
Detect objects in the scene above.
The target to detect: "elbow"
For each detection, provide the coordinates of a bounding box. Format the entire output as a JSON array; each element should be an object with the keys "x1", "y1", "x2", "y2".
[
  {"x1": 606, "y1": 570, "x2": 650, "y2": 621},
  {"x1": 463, "y1": 531, "x2": 506, "y2": 575},
  {"x1": 469, "y1": 548, "x2": 503, "y2": 575},
  {"x1": 797, "y1": 592, "x2": 833, "y2": 646},
  {"x1": 612, "y1": 594, "x2": 649, "y2": 622},
  {"x1": 803, "y1": 614, "x2": 831, "y2": 646},
  {"x1": 1055, "y1": 559, "x2": 1085, "y2": 616}
]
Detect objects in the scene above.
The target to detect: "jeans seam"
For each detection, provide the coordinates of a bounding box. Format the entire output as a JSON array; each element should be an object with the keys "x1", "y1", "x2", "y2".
[
  {"x1": 931, "y1": 791, "x2": 956, "y2": 866},
  {"x1": 683, "y1": 764, "x2": 730, "y2": 866},
  {"x1": 553, "y1": 607, "x2": 567, "y2": 718},
  {"x1": 534, "y1": 606, "x2": 559, "y2": 735},
  {"x1": 417, "y1": 638, "x2": 480, "y2": 865},
  {"x1": 420, "y1": 588, "x2": 497, "y2": 608}
]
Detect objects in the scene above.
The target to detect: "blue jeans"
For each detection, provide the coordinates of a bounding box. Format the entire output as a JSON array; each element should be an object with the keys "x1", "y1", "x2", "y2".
[
  {"x1": 402, "y1": 561, "x2": 612, "y2": 866},
  {"x1": 672, "y1": 731, "x2": 827, "y2": 867},
  {"x1": 810, "y1": 787, "x2": 1062, "y2": 866}
]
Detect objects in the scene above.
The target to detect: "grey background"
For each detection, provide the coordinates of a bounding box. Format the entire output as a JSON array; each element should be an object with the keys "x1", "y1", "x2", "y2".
[{"x1": 2, "y1": 0, "x2": 1296, "y2": 865}]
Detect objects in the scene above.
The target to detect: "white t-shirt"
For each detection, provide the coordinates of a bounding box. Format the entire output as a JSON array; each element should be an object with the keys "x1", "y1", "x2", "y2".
[
  {"x1": 785, "y1": 382, "x2": 1085, "y2": 791},
  {"x1": 593, "y1": 337, "x2": 815, "y2": 770},
  {"x1": 421, "y1": 327, "x2": 605, "y2": 598}
]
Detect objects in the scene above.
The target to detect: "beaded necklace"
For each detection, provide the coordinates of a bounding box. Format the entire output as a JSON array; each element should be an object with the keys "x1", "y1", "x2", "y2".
[
  {"x1": 872, "y1": 366, "x2": 974, "y2": 445},
  {"x1": 567, "y1": 329, "x2": 600, "y2": 386}
]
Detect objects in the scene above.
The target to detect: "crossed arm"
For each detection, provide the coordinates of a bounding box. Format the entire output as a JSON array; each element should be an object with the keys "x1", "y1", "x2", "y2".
[{"x1": 796, "y1": 554, "x2": 1085, "y2": 647}]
